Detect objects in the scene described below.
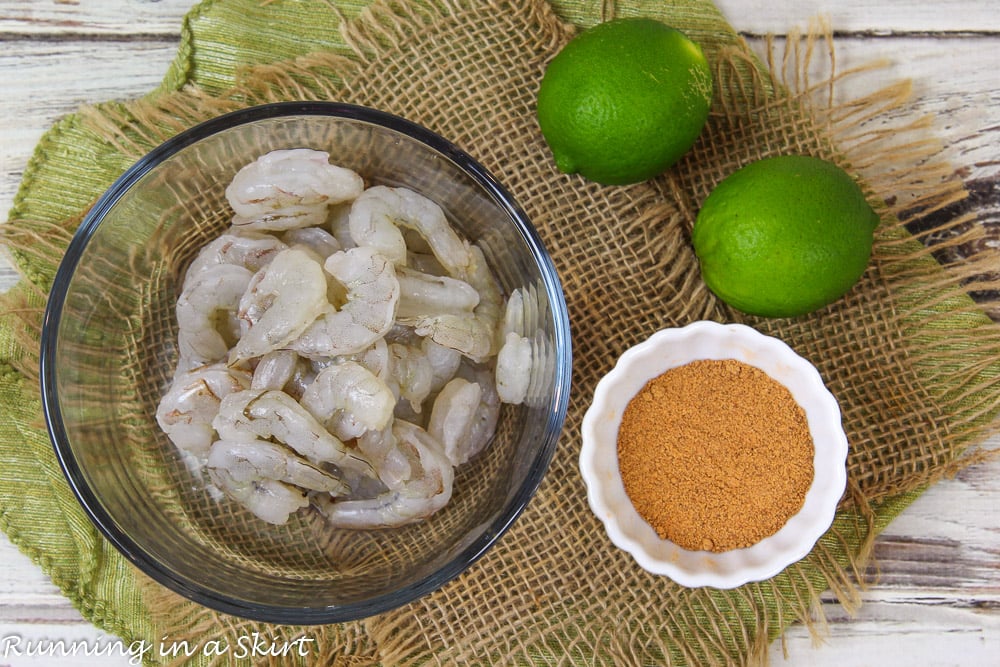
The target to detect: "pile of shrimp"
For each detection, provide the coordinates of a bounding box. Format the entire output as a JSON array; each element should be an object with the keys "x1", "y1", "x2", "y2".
[{"x1": 155, "y1": 149, "x2": 534, "y2": 528}]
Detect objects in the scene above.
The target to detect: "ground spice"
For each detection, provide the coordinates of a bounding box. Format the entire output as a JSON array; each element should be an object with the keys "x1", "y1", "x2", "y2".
[{"x1": 617, "y1": 358, "x2": 814, "y2": 552}]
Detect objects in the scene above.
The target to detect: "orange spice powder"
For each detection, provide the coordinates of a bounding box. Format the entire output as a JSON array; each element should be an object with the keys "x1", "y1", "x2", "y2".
[{"x1": 617, "y1": 359, "x2": 814, "y2": 552}]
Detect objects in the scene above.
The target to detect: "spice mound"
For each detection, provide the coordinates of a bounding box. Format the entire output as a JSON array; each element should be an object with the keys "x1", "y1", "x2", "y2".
[{"x1": 617, "y1": 359, "x2": 815, "y2": 552}]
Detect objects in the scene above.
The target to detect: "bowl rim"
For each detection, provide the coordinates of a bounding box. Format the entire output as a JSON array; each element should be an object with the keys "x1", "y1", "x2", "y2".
[
  {"x1": 39, "y1": 101, "x2": 573, "y2": 623},
  {"x1": 579, "y1": 320, "x2": 848, "y2": 588}
]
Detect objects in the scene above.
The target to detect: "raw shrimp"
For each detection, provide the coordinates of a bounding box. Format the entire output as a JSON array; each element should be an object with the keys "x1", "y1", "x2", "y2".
[
  {"x1": 282, "y1": 361, "x2": 317, "y2": 402},
  {"x1": 207, "y1": 439, "x2": 349, "y2": 495},
  {"x1": 395, "y1": 266, "x2": 479, "y2": 320},
  {"x1": 495, "y1": 331, "x2": 532, "y2": 405},
  {"x1": 453, "y1": 362, "x2": 501, "y2": 463},
  {"x1": 155, "y1": 363, "x2": 251, "y2": 457},
  {"x1": 213, "y1": 388, "x2": 373, "y2": 476},
  {"x1": 501, "y1": 284, "x2": 544, "y2": 339},
  {"x1": 289, "y1": 246, "x2": 399, "y2": 359},
  {"x1": 423, "y1": 337, "x2": 462, "y2": 392},
  {"x1": 314, "y1": 420, "x2": 453, "y2": 528},
  {"x1": 348, "y1": 186, "x2": 474, "y2": 276},
  {"x1": 250, "y1": 350, "x2": 300, "y2": 392},
  {"x1": 348, "y1": 331, "x2": 435, "y2": 421},
  {"x1": 495, "y1": 284, "x2": 546, "y2": 406},
  {"x1": 282, "y1": 226, "x2": 342, "y2": 260},
  {"x1": 231, "y1": 247, "x2": 330, "y2": 362},
  {"x1": 427, "y1": 377, "x2": 483, "y2": 466},
  {"x1": 354, "y1": 427, "x2": 410, "y2": 493},
  {"x1": 158, "y1": 152, "x2": 522, "y2": 530},
  {"x1": 354, "y1": 337, "x2": 391, "y2": 380},
  {"x1": 387, "y1": 342, "x2": 434, "y2": 413},
  {"x1": 410, "y1": 246, "x2": 502, "y2": 361},
  {"x1": 175, "y1": 264, "x2": 253, "y2": 373},
  {"x1": 345, "y1": 186, "x2": 407, "y2": 264},
  {"x1": 299, "y1": 360, "x2": 396, "y2": 436},
  {"x1": 406, "y1": 250, "x2": 447, "y2": 276},
  {"x1": 226, "y1": 149, "x2": 364, "y2": 231},
  {"x1": 327, "y1": 202, "x2": 355, "y2": 249},
  {"x1": 185, "y1": 230, "x2": 288, "y2": 276},
  {"x1": 208, "y1": 468, "x2": 309, "y2": 525},
  {"x1": 501, "y1": 287, "x2": 525, "y2": 336}
]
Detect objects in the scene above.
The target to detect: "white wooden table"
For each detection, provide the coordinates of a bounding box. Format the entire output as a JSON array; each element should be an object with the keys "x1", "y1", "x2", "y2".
[{"x1": 1, "y1": 1, "x2": 998, "y2": 665}]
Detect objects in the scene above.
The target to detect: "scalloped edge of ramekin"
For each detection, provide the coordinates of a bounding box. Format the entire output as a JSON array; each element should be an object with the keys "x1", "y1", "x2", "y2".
[{"x1": 580, "y1": 321, "x2": 848, "y2": 589}]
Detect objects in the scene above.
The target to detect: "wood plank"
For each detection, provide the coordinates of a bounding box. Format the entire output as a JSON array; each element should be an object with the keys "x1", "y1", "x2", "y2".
[
  {"x1": 0, "y1": 0, "x2": 193, "y2": 36},
  {"x1": 768, "y1": 447, "x2": 1000, "y2": 665},
  {"x1": 772, "y1": 596, "x2": 1000, "y2": 666},
  {"x1": 741, "y1": 35, "x2": 1000, "y2": 183},
  {"x1": 4, "y1": 0, "x2": 1000, "y2": 36},
  {"x1": 5, "y1": 34, "x2": 999, "y2": 293},
  {"x1": 0, "y1": 38, "x2": 179, "y2": 262},
  {"x1": 714, "y1": 0, "x2": 1000, "y2": 34},
  {"x1": 0, "y1": 540, "x2": 80, "y2": 623},
  {"x1": 4, "y1": 35, "x2": 1000, "y2": 223},
  {"x1": 1, "y1": 1, "x2": 1000, "y2": 664},
  {"x1": 0, "y1": 37, "x2": 177, "y2": 291},
  {"x1": 1, "y1": 443, "x2": 996, "y2": 664}
]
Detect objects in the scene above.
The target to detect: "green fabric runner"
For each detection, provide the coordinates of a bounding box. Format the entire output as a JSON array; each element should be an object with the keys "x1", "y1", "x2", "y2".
[{"x1": 1, "y1": 1, "x2": 998, "y2": 665}]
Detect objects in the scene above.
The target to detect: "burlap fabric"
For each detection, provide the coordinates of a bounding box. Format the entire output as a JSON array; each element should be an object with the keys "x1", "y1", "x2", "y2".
[{"x1": 2, "y1": 0, "x2": 999, "y2": 665}]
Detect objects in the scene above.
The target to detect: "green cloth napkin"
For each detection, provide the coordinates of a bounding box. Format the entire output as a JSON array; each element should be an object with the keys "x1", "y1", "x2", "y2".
[{"x1": 2, "y1": 1, "x2": 998, "y2": 665}]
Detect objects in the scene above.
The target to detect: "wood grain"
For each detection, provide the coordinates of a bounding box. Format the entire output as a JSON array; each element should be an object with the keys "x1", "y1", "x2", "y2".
[
  {"x1": 714, "y1": 0, "x2": 1000, "y2": 34},
  {"x1": 1, "y1": 2, "x2": 998, "y2": 665},
  {"x1": 5, "y1": 0, "x2": 1000, "y2": 35},
  {"x1": 0, "y1": 0, "x2": 193, "y2": 35}
]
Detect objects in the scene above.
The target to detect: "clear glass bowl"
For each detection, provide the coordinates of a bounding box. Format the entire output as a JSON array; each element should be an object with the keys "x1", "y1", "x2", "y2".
[
  {"x1": 40, "y1": 102, "x2": 572, "y2": 623},
  {"x1": 580, "y1": 321, "x2": 847, "y2": 588}
]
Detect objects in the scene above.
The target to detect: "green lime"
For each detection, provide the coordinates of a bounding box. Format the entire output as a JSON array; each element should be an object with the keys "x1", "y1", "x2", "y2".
[
  {"x1": 691, "y1": 155, "x2": 880, "y2": 318},
  {"x1": 536, "y1": 18, "x2": 713, "y2": 186}
]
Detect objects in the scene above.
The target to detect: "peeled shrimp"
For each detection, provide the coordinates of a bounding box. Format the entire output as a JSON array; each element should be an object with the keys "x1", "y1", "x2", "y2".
[
  {"x1": 250, "y1": 350, "x2": 300, "y2": 392},
  {"x1": 299, "y1": 361, "x2": 396, "y2": 436},
  {"x1": 502, "y1": 287, "x2": 525, "y2": 336},
  {"x1": 423, "y1": 337, "x2": 463, "y2": 392},
  {"x1": 207, "y1": 439, "x2": 349, "y2": 495},
  {"x1": 226, "y1": 149, "x2": 364, "y2": 231},
  {"x1": 348, "y1": 186, "x2": 474, "y2": 276},
  {"x1": 387, "y1": 342, "x2": 434, "y2": 413},
  {"x1": 185, "y1": 230, "x2": 288, "y2": 276},
  {"x1": 396, "y1": 266, "x2": 479, "y2": 320},
  {"x1": 354, "y1": 337, "x2": 391, "y2": 380},
  {"x1": 495, "y1": 331, "x2": 532, "y2": 405},
  {"x1": 289, "y1": 246, "x2": 400, "y2": 359},
  {"x1": 231, "y1": 247, "x2": 330, "y2": 362},
  {"x1": 345, "y1": 186, "x2": 407, "y2": 264},
  {"x1": 495, "y1": 284, "x2": 546, "y2": 406},
  {"x1": 349, "y1": 333, "x2": 436, "y2": 421},
  {"x1": 208, "y1": 468, "x2": 309, "y2": 525},
  {"x1": 327, "y1": 202, "x2": 355, "y2": 250},
  {"x1": 175, "y1": 264, "x2": 253, "y2": 373},
  {"x1": 411, "y1": 246, "x2": 502, "y2": 361},
  {"x1": 427, "y1": 377, "x2": 483, "y2": 466},
  {"x1": 155, "y1": 363, "x2": 252, "y2": 457},
  {"x1": 353, "y1": 427, "x2": 410, "y2": 492},
  {"x1": 213, "y1": 388, "x2": 372, "y2": 477},
  {"x1": 314, "y1": 420, "x2": 453, "y2": 528},
  {"x1": 453, "y1": 362, "x2": 501, "y2": 463},
  {"x1": 282, "y1": 226, "x2": 342, "y2": 260},
  {"x1": 158, "y1": 152, "x2": 528, "y2": 530}
]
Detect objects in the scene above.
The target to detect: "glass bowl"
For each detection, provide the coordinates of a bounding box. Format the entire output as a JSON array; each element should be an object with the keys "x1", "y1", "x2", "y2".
[
  {"x1": 580, "y1": 321, "x2": 847, "y2": 588},
  {"x1": 40, "y1": 102, "x2": 572, "y2": 623}
]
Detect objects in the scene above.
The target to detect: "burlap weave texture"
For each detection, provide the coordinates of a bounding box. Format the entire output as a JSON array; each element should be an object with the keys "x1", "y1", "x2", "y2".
[{"x1": 2, "y1": 0, "x2": 999, "y2": 665}]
